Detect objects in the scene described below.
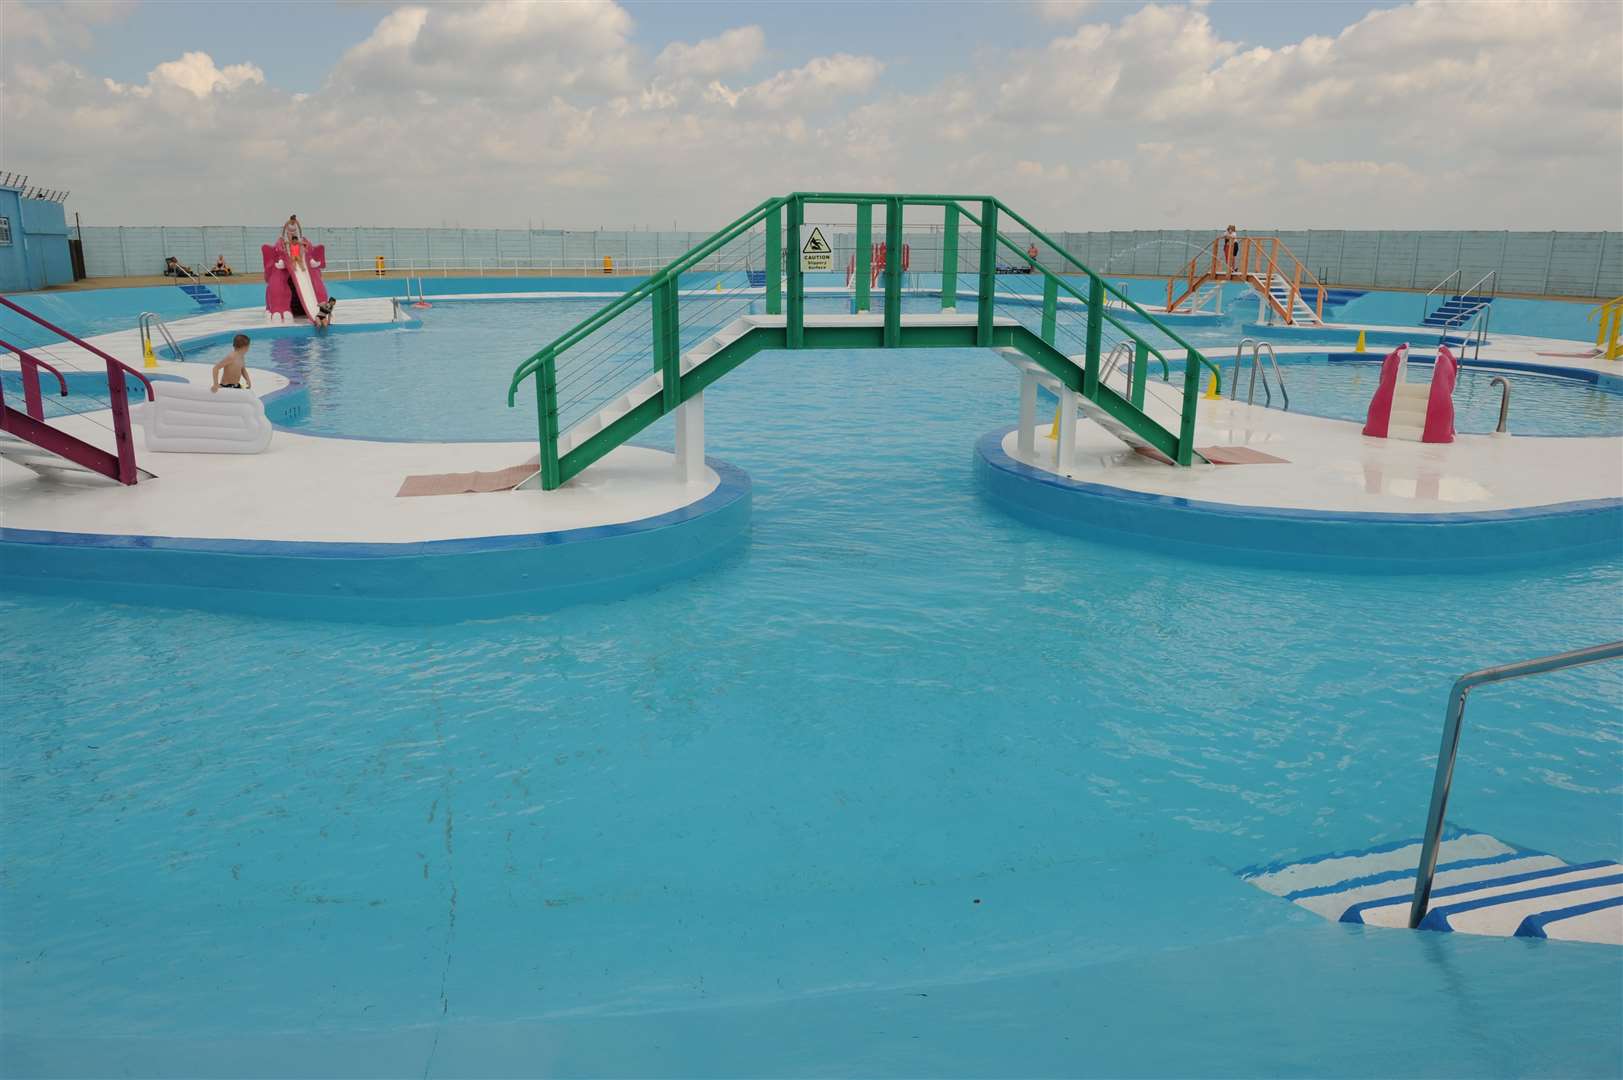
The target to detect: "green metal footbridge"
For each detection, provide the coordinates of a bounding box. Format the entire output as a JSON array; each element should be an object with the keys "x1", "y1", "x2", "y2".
[{"x1": 506, "y1": 193, "x2": 1221, "y2": 490}]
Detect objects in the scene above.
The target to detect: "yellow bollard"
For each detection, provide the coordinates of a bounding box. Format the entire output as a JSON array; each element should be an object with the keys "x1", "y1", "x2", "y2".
[
  {"x1": 603, "y1": 255, "x2": 614, "y2": 275},
  {"x1": 1204, "y1": 370, "x2": 1219, "y2": 399},
  {"x1": 142, "y1": 337, "x2": 158, "y2": 370},
  {"x1": 1355, "y1": 330, "x2": 1367, "y2": 353}
]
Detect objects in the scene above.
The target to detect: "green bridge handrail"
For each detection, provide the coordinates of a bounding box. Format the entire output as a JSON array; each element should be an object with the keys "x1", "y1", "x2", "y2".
[
  {"x1": 506, "y1": 192, "x2": 1225, "y2": 487},
  {"x1": 985, "y1": 200, "x2": 1223, "y2": 387},
  {"x1": 507, "y1": 196, "x2": 786, "y2": 401},
  {"x1": 950, "y1": 201, "x2": 1178, "y2": 383}
]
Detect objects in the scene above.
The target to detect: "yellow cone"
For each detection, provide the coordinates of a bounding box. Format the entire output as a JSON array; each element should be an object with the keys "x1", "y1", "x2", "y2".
[
  {"x1": 1355, "y1": 329, "x2": 1367, "y2": 353},
  {"x1": 1204, "y1": 371, "x2": 1219, "y2": 399},
  {"x1": 1048, "y1": 403, "x2": 1062, "y2": 440},
  {"x1": 142, "y1": 338, "x2": 158, "y2": 370}
]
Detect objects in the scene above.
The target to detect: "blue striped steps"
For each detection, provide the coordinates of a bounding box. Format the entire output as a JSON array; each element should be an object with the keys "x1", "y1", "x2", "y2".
[
  {"x1": 1239, "y1": 831, "x2": 1622, "y2": 945},
  {"x1": 747, "y1": 270, "x2": 767, "y2": 288},
  {"x1": 179, "y1": 282, "x2": 224, "y2": 310},
  {"x1": 1422, "y1": 295, "x2": 1492, "y2": 328}
]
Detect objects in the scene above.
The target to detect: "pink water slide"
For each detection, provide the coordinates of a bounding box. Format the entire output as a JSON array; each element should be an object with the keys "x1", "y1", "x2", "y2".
[{"x1": 261, "y1": 241, "x2": 329, "y2": 319}]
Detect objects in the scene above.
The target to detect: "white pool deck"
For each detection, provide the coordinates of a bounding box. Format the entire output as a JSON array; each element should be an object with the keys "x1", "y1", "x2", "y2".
[
  {"x1": 0, "y1": 303, "x2": 715, "y2": 546},
  {"x1": 1, "y1": 299, "x2": 1619, "y2": 552}
]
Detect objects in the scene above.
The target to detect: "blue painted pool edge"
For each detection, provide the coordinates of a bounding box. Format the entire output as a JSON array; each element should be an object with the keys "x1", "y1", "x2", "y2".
[
  {"x1": 974, "y1": 427, "x2": 1623, "y2": 573},
  {"x1": 0, "y1": 459, "x2": 751, "y2": 620}
]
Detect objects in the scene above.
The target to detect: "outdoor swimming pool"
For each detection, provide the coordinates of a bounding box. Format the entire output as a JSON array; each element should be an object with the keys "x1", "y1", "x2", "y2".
[
  {"x1": 198, "y1": 299, "x2": 1623, "y2": 442},
  {"x1": 3, "y1": 325, "x2": 1620, "y2": 1074}
]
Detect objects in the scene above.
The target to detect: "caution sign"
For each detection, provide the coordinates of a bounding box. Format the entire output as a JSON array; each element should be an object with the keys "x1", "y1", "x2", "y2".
[{"x1": 800, "y1": 226, "x2": 833, "y2": 272}]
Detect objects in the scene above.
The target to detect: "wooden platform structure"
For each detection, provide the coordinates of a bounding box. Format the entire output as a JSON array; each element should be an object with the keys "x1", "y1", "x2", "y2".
[{"x1": 1167, "y1": 234, "x2": 1327, "y2": 326}]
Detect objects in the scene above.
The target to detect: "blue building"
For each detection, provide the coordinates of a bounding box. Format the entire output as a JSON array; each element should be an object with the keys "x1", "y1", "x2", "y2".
[{"x1": 0, "y1": 178, "x2": 74, "y2": 292}]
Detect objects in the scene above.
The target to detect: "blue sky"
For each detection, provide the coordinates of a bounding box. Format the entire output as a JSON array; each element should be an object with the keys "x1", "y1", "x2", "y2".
[{"x1": 3, "y1": 1, "x2": 1617, "y2": 229}]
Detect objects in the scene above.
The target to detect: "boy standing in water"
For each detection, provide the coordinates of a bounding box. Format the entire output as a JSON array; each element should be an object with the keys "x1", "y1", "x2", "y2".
[{"x1": 211, "y1": 334, "x2": 253, "y2": 392}]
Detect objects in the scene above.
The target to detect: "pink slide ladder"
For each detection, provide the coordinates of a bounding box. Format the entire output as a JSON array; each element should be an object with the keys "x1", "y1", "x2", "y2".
[
  {"x1": 0, "y1": 294, "x2": 156, "y2": 484},
  {"x1": 1361, "y1": 343, "x2": 1458, "y2": 443}
]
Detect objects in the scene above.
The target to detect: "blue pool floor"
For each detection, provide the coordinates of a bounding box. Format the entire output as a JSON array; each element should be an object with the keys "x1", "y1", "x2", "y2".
[{"x1": 2, "y1": 344, "x2": 1620, "y2": 1076}]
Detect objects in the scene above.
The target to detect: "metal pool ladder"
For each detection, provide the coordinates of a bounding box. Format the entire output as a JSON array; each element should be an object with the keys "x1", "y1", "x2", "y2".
[
  {"x1": 1407, "y1": 641, "x2": 1623, "y2": 929},
  {"x1": 1228, "y1": 338, "x2": 1288, "y2": 409},
  {"x1": 137, "y1": 312, "x2": 186, "y2": 363}
]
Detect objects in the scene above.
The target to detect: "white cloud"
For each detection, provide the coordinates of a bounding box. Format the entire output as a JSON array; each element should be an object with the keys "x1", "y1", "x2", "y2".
[
  {"x1": 332, "y1": 0, "x2": 637, "y2": 98},
  {"x1": 0, "y1": 0, "x2": 133, "y2": 50},
  {"x1": 1031, "y1": 0, "x2": 1094, "y2": 22},
  {"x1": 0, "y1": 0, "x2": 1617, "y2": 231},
  {"x1": 713, "y1": 53, "x2": 883, "y2": 112},
  {"x1": 148, "y1": 52, "x2": 265, "y2": 98},
  {"x1": 655, "y1": 26, "x2": 765, "y2": 78}
]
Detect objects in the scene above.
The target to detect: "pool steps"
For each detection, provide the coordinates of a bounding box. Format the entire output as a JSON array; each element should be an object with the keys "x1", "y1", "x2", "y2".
[{"x1": 1240, "y1": 831, "x2": 1622, "y2": 945}]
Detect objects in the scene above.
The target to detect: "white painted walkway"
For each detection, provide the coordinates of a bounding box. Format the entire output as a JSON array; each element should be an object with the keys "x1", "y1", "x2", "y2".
[{"x1": 1005, "y1": 388, "x2": 1621, "y2": 515}]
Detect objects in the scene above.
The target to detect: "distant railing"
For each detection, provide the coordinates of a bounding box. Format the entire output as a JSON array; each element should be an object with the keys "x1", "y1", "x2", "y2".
[
  {"x1": 321, "y1": 256, "x2": 744, "y2": 280},
  {"x1": 1167, "y1": 234, "x2": 1326, "y2": 324}
]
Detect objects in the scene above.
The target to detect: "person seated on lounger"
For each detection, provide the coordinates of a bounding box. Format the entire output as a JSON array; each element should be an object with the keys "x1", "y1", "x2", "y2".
[
  {"x1": 314, "y1": 297, "x2": 336, "y2": 330},
  {"x1": 211, "y1": 334, "x2": 253, "y2": 392},
  {"x1": 209, "y1": 255, "x2": 233, "y2": 277},
  {"x1": 164, "y1": 256, "x2": 195, "y2": 277}
]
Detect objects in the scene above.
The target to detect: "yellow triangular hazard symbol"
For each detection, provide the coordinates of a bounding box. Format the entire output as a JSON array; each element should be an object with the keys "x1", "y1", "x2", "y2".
[{"x1": 802, "y1": 227, "x2": 831, "y2": 255}]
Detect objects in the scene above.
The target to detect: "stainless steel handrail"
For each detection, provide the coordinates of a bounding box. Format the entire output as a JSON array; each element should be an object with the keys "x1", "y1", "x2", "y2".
[
  {"x1": 1489, "y1": 376, "x2": 1510, "y2": 433},
  {"x1": 1407, "y1": 641, "x2": 1623, "y2": 929},
  {"x1": 1099, "y1": 341, "x2": 1134, "y2": 384},
  {"x1": 1440, "y1": 303, "x2": 1490, "y2": 362},
  {"x1": 1421, "y1": 269, "x2": 1463, "y2": 321},
  {"x1": 1229, "y1": 338, "x2": 1287, "y2": 408},
  {"x1": 1228, "y1": 337, "x2": 1257, "y2": 399},
  {"x1": 1247, "y1": 341, "x2": 1288, "y2": 409},
  {"x1": 137, "y1": 311, "x2": 186, "y2": 363}
]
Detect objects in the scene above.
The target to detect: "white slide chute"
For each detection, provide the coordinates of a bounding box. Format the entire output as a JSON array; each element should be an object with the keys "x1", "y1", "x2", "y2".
[
  {"x1": 289, "y1": 259, "x2": 321, "y2": 321},
  {"x1": 135, "y1": 382, "x2": 273, "y2": 454}
]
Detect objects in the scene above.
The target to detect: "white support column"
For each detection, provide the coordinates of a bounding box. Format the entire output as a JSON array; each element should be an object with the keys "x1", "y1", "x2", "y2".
[
  {"x1": 1017, "y1": 369, "x2": 1038, "y2": 460},
  {"x1": 674, "y1": 392, "x2": 705, "y2": 483},
  {"x1": 1056, "y1": 385, "x2": 1078, "y2": 474}
]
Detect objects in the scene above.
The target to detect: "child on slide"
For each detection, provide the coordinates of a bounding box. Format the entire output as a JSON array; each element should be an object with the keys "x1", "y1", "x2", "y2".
[
  {"x1": 211, "y1": 334, "x2": 254, "y2": 392},
  {"x1": 282, "y1": 214, "x2": 307, "y2": 269}
]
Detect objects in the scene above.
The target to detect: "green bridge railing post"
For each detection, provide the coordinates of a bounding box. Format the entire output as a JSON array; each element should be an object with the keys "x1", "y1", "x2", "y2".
[
  {"x1": 1132, "y1": 341, "x2": 1149, "y2": 409},
  {"x1": 976, "y1": 199, "x2": 997, "y2": 346},
  {"x1": 765, "y1": 203, "x2": 782, "y2": 315},
  {"x1": 653, "y1": 276, "x2": 679, "y2": 411},
  {"x1": 941, "y1": 204, "x2": 959, "y2": 310},
  {"x1": 855, "y1": 203, "x2": 872, "y2": 313},
  {"x1": 786, "y1": 196, "x2": 804, "y2": 348},
  {"x1": 1041, "y1": 273, "x2": 1058, "y2": 345},
  {"x1": 1083, "y1": 274, "x2": 1103, "y2": 399},
  {"x1": 1178, "y1": 348, "x2": 1202, "y2": 465},
  {"x1": 884, "y1": 197, "x2": 903, "y2": 347},
  {"x1": 536, "y1": 353, "x2": 561, "y2": 490}
]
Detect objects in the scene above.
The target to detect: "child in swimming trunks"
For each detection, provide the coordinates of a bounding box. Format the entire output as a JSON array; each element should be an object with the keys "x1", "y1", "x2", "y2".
[{"x1": 211, "y1": 334, "x2": 253, "y2": 392}]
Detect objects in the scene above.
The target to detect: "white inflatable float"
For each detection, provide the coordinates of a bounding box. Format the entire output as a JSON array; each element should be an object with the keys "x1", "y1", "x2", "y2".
[{"x1": 135, "y1": 381, "x2": 273, "y2": 454}]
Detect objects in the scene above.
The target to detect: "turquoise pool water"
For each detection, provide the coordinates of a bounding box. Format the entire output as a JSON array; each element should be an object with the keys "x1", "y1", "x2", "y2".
[
  {"x1": 230, "y1": 300, "x2": 1622, "y2": 441},
  {"x1": 3, "y1": 311, "x2": 1622, "y2": 1075}
]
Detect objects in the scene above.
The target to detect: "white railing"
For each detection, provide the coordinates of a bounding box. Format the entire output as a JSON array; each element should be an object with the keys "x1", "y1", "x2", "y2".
[{"x1": 320, "y1": 256, "x2": 754, "y2": 280}]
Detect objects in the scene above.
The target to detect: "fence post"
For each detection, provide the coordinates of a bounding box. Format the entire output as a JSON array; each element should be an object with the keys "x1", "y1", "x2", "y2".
[
  {"x1": 856, "y1": 203, "x2": 873, "y2": 313},
  {"x1": 1131, "y1": 342, "x2": 1148, "y2": 409},
  {"x1": 765, "y1": 203, "x2": 782, "y2": 315},
  {"x1": 941, "y1": 204, "x2": 959, "y2": 310},
  {"x1": 786, "y1": 196, "x2": 804, "y2": 348},
  {"x1": 976, "y1": 200, "x2": 998, "y2": 346},
  {"x1": 537, "y1": 354, "x2": 561, "y2": 490},
  {"x1": 1083, "y1": 274, "x2": 1102, "y2": 398},
  {"x1": 1041, "y1": 273, "x2": 1058, "y2": 345},
  {"x1": 884, "y1": 197, "x2": 903, "y2": 347},
  {"x1": 1177, "y1": 349, "x2": 1201, "y2": 466}
]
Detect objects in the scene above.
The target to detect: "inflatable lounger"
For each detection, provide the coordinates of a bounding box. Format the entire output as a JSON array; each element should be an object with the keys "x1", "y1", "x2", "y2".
[{"x1": 135, "y1": 381, "x2": 273, "y2": 454}]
